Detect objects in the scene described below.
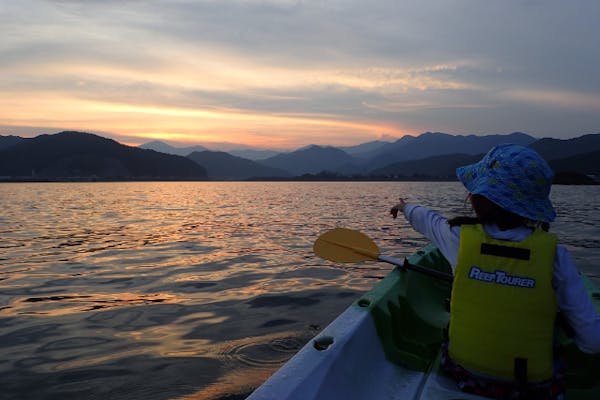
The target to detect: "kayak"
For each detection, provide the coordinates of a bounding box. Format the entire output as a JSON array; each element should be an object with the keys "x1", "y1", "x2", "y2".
[{"x1": 248, "y1": 242, "x2": 600, "y2": 400}]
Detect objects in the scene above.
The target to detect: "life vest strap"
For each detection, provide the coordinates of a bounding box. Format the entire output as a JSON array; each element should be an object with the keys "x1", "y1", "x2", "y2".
[
  {"x1": 514, "y1": 357, "x2": 528, "y2": 385},
  {"x1": 480, "y1": 242, "x2": 531, "y2": 260}
]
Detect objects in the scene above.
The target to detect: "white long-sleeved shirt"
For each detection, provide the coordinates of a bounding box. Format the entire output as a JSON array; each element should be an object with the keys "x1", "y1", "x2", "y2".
[{"x1": 403, "y1": 203, "x2": 600, "y2": 354}]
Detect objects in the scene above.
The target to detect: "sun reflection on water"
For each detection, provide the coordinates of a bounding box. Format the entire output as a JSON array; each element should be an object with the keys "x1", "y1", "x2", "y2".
[
  {"x1": 0, "y1": 182, "x2": 598, "y2": 399},
  {"x1": 9, "y1": 292, "x2": 184, "y2": 316}
]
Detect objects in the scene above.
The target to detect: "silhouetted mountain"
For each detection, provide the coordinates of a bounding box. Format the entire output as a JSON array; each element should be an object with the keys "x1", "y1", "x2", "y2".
[
  {"x1": 140, "y1": 140, "x2": 282, "y2": 160},
  {"x1": 228, "y1": 148, "x2": 281, "y2": 161},
  {"x1": 529, "y1": 134, "x2": 600, "y2": 160},
  {"x1": 370, "y1": 153, "x2": 482, "y2": 178},
  {"x1": 549, "y1": 149, "x2": 600, "y2": 176},
  {"x1": 369, "y1": 144, "x2": 600, "y2": 184},
  {"x1": 338, "y1": 140, "x2": 391, "y2": 158},
  {"x1": 187, "y1": 151, "x2": 290, "y2": 180},
  {"x1": 258, "y1": 145, "x2": 356, "y2": 175},
  {"x1": 365, "y1": 132, "x2": 536, "y2": 171},
  {"x1": 140, "y1": 140, "x2": 208, "y2": 156},
  {"x1": 357, "y1": 135, "x2": 417, "y2": 161},
  {"x1": 0, "y1": 135, "x2": 27, "y2": 150},
  {"x1": 3, "y1": 130, "x2": 598, "y2": 183},
  {"x1": 553, "y1": 171, "x2": 597, "y2": 185},
  {"x1": 0, "y1": 131, "x2": 207, "y2": 180}
]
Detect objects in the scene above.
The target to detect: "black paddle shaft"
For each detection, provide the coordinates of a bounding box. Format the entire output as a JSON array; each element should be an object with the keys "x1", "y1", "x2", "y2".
[
  {"x1": 377, "y1": 254, "x2": 454, "y2": 282},
  {"x1": 403, "y1": 258, "x2": 454, "y2": 282}
]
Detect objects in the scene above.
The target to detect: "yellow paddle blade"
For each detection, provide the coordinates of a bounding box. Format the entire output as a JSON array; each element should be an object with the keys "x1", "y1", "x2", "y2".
[{"x1": 313, "y1": 228, "x2": 380, "y2": 263}]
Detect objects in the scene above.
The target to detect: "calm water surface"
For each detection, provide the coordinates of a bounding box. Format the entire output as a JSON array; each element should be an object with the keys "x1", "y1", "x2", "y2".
[{"x1": 1, "y1": 182, "x2": 598, "y2": 400}]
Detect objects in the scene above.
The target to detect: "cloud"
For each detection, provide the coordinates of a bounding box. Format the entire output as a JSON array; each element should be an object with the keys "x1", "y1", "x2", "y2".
[
  {"x1": 502, "y1": 89, "x2": 600, "y2": 111},
  {"x1": 1, "y1": 0, "x2": 600, "y2": 146}
]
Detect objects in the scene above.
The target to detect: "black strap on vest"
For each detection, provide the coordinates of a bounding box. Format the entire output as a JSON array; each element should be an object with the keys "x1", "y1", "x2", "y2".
[
  {"x1": 514, "y1": 357, "x2": 528, "y2": 384},
  {"x1": 512, "y1": 357, "x2": 528, "y2": 399},
  {"x1": 480, "y1": 243, "x2": 531, "y2": 260}
]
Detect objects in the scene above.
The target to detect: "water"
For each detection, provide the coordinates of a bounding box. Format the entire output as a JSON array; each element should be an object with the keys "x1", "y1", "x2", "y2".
[{"x1": 0, "y1": 182, "x2": 598, "y2": 400}]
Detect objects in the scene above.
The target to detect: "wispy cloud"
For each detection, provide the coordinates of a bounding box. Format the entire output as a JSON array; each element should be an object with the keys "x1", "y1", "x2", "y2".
[{"x1": 503, "y1": 89, "x2": 600, "y2": 111}]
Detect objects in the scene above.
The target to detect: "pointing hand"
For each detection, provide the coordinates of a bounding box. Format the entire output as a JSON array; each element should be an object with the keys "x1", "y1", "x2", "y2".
[{"x1": 390, "y1": 198, "x2": 406, "y2": 219}]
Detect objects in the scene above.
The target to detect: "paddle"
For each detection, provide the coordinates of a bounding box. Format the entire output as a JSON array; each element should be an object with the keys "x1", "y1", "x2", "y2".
[{"x1": 313, "y1": 227, "x2": 453, "y2": 282}]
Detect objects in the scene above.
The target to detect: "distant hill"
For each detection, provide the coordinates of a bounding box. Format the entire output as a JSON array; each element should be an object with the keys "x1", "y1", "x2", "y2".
[
  {"x1": 529, "y1": 134, "x2": 600, "y2": 160},
  {"x1": 228, "y1": 149, "x2": 281, "y2": 161},
  {"x1": 140, "y1": 140, "x2": 208, "y2": 156},
  {"x1": 137, "y1": 132, "x2": 540, "y2": 176},
  {"x1": 0, "y1": 135, "x2": 27, "y2": 150},
  {"x1": 0, "y1": 131, "x2": 207, "y2": 180},
  {"x1": 338, "y1": 140, "x2": 391, "y2": 158},
  {"x1": 553, "y1": 171, "x2": 597, "y2": 185},
  {"x1": 365, "y1": 132, "x2": 536, "y2": 171},
  {"x1": 187, "y1": 151, "x2": 290, "y2": 180},
  {"x1": 3, "y1": 130, "x2": 598, "y2": 183},
  {"x1": 258, "y1": 145, "x2": 356, "y2": 175},
  {"x1": 549, "y1": 149, "x2": 600, "y2": 175},
  {"x1": 140, "y1": 140, "x2": 282, "y2": 160},
  {"x1": 370, "y1": 153, "x2": 482, "y2": 178},
  {"x1": 370, "y1": 145, "x2": 600, "y2": 184},
  {"x1": 357, "y1": 135, "x2": 417, "y2": 161}
]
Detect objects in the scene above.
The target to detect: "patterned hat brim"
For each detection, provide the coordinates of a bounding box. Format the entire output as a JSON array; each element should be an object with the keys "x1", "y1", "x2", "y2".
[{"x1": 456, "y1": 162, "x2": 556, "y2": 223}]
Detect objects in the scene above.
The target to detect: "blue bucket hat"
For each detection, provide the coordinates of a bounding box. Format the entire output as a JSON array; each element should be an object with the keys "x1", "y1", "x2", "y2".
[{"x1": 456, "y1": 143, "x2": 556, "y2": 222}]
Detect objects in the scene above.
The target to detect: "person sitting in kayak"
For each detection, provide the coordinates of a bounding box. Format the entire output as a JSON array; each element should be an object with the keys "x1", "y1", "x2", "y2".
[{"x1": 390, "y1": 143, "x2": 600, "y2": 400}]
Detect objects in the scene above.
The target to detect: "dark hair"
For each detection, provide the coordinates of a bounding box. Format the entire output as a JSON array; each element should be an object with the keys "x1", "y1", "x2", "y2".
[{"x1": 448, "y1": 194, "x2": 550, "y2": 231}]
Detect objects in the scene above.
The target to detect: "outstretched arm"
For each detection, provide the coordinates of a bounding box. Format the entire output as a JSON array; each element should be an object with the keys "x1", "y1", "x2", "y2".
[{"x1": 391, "y1": 198, "x2": 461, "y2": 270}]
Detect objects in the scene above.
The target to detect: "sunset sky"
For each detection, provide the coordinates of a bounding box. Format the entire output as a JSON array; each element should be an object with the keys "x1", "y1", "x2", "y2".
[{"x1": 2, "y1": 0, "x2": 600, "y2": 150}]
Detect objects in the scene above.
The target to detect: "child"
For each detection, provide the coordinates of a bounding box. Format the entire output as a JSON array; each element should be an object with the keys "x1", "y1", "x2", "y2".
[{"x1": 390, "y1": 143, "x2": 600, "y2": 399}]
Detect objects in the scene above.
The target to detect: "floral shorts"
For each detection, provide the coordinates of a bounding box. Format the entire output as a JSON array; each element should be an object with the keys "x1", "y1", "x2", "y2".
[{"x1": 440, "y1": 343, "x2": 565, "y2": 400}]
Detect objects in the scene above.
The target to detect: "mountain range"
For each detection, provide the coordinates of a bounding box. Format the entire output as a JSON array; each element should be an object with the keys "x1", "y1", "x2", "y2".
[
  {"x1": 139, "y1": 140, "x2": 280, "y2": 160},
  {"x1": 187, "y1": 151, "x2": 289, "y2": 180},
  {"x1": 1, "y1": 130, "x2": 599, "y2": 183},
  {"x1": 0, "y1": 131, "x2": 207, "y2": 180}
]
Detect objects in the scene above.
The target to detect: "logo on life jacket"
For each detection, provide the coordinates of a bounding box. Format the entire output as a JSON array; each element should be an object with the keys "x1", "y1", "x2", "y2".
[{"x1": 468, "y1": 266, "x2": 536, "y2": 288}]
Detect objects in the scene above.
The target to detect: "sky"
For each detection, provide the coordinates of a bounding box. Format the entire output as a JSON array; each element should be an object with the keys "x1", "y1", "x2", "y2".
[{"x1": 1, "y1": 0, "x2": 600, "y2": 150}]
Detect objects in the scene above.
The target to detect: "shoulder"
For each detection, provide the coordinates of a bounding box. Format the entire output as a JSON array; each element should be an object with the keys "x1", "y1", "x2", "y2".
[
  {"x1": 481, "y1": 224, "x2": 531, "y2": 241},
  {"x1": 553, "y1": 245, "x2": 578, "y2": 279}
]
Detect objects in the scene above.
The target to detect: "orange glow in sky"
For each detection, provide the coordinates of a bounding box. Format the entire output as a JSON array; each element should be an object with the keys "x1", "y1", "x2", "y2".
[
  {"x1": 0, "y1": 90, "x2": 410, "y2": 148},
  {"x1": 0, "y1": 61, "x2": 424, "y2": 148},
  {"x1": 2, "y1": 1, "x2": 599, "y2": 149}
]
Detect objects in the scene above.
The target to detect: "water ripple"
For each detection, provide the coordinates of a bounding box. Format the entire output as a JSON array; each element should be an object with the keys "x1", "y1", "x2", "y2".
[{"x1": 0, "y1": 181, "x2": 598, "y2": 400}]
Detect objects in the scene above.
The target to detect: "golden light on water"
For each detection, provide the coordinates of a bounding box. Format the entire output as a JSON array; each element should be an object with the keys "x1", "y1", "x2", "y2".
[
  {"x1": 177, "y1": 331, "x2": 304, "y2": 400},
  {"x1": 2, "y1": 181, "x2": 599, "y2": 400},
  {"x1": 10, "y1": 292, "x2": 184, "y2": 317},
  {"x1": 180, "y1": 369, "x2": 277, "y2": 400}
]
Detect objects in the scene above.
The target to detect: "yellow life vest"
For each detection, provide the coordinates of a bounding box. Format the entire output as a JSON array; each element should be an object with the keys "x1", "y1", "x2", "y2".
[{"x1": 449, "y1": 224, "x2": 557, "y2": 382}]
